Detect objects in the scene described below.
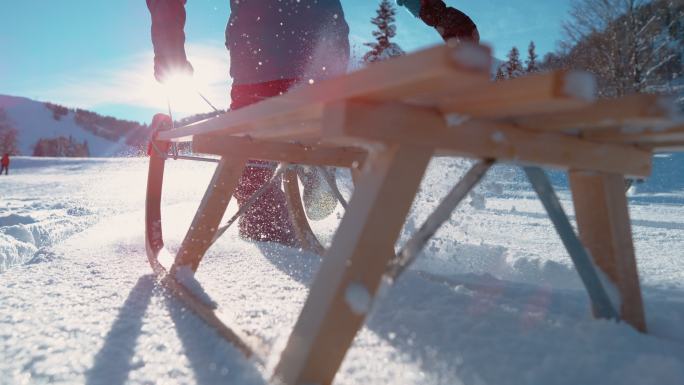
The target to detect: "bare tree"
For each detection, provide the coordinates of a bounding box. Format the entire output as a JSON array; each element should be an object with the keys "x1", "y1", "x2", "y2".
[
  {"x1": 0, "y1": 108, "x2": 19, "y2": 155},
  {"x1": 562, "y1": 0, "x2": 683, "y2": 98}
]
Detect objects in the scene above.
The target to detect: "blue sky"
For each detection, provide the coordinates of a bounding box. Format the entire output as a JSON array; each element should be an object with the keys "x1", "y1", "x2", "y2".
[{"x1": 0, "y1": 1, "x2": 572, "y2": 123}]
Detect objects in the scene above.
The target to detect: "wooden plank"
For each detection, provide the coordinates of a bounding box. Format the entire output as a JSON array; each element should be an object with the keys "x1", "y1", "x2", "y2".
[
  {"x1": 174, "y1": 157, "x2": 247, "y2": 270},
  {"x1": 192, "y1": 135, "x2": 367, "y2": 168},
  {"x1": 157, "y1": 43, "x2": 491, "y2": 141},
  {"x1": 178, "y1": 75, "x2": 576, "y2": 141},
  {"x1": 582, "y1": 122, "x2": 684, "y2": 145},
  {"x1": 569, "y1": 171, "x2": 647, "y2": 332},
  {"x1": 650, "y1": 142, "x2": 684, "y2": 152},
  {"x1": 322, "y1": 101, "x2": 652, "y2": 177},
  {"x1": 158, "y1": 103, "x2": 324, "y2": 142},
  {"x1": 283, "y1": 169, "x2": 326, "y2": 255},
  {"x1": 273, "y1": 145, "x2": 432, "y2": 385},
  {"x1": 510, "y1": 94, "x2": 679, "y2": 132},
  {"x1": 438, "y1": 70, "x2": 597, "y2": 119}
]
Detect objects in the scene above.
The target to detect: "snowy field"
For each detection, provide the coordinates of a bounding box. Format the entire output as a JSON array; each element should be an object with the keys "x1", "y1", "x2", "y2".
[{"x1": 1, "y1": 156, "x2": 683, "y2": 385}]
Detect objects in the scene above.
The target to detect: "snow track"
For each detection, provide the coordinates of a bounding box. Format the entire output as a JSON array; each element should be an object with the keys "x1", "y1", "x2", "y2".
[{"x1": 1, "y1": 157, "x2": 683, "y2": 384}]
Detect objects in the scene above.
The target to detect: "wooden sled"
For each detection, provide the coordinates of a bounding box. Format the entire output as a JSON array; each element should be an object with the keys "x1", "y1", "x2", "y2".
[{"x1": 145, "y1": 42, "x2": 683, "y2": 385}]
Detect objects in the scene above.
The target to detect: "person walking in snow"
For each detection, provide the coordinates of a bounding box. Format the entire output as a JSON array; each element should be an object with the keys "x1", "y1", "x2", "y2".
[
  {"x1": 1, "y1": 153, "x2": 9, "y2": 175},
  {"x1": 146, "y1": 0, "x2": 478, "y2": 246}
]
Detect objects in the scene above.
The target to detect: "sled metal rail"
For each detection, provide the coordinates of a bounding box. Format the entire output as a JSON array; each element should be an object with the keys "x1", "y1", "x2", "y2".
[{"x1": 146, "y1": 42, "x2": 683, "y2": 385}]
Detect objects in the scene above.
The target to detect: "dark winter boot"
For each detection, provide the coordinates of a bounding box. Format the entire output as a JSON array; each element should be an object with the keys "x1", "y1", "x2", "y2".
[
  {"x1": 235, "y1": 162, "x2": 297, "y2": 247},
  {"x1": 229, "y1": 80, "x2": 301, "y2": 247}
]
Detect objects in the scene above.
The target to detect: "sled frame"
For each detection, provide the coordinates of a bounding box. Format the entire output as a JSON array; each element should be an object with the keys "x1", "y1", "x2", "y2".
[{"x1": 143, "y1": 43, "x2": 684, "y2": 384}]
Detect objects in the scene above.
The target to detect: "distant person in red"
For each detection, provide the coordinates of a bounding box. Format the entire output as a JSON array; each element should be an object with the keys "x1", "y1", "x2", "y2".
[
  {"x1": 1, "y1": 153, "x2": 9, "y2": 175},
  {"x1": 146, "y1": 0, "x2": 478, "y2": 246}
]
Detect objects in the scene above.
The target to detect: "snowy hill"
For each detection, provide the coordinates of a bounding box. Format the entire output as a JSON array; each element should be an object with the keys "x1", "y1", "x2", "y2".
[{"x1": 0, "y1": 94, "x2": 150, "y2": 157}]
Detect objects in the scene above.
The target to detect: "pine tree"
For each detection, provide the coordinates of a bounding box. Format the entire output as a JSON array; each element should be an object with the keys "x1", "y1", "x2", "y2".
[
  {"x1": 363, "y1": 0, "x2": 405, "y2": 63},
  {"x1": 526, "y1": 41, "x2": 539, "y2": 73},
  {"x1": 505, "y1": 46, "x2": 523, "y2": 78},
  {"x1": 495, "y1": 65, "x2": 506, "y2": 81}
]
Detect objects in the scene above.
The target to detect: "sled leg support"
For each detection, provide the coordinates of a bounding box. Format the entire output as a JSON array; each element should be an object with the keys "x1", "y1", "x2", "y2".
[
  {"x1": 273, "y1": 144, "x2": 432, "y2": 385},
  {"x1": 525, "y1": 167, "x2": 646, "y2": 332},
  {"x1": 568, "y1": 170, "x2": 647, "y2": 332},
  {"x1": 175, "y1": 155, "x2": 248, "y2": 271},
  {"x1": 284, "y1": 168, "x2": 326, "y2": 255}
]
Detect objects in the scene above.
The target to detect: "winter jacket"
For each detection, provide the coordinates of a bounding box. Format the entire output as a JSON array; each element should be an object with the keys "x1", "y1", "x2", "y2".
[
  {"x1": 1, "y1": 155, "x2": 9, "y2": 167},
  {"x1": 146, "y1": 0, "x2": 478, "y2": 85},
  {"x1": 225, "y1": 0, "x2": 350, "y2": 84}
]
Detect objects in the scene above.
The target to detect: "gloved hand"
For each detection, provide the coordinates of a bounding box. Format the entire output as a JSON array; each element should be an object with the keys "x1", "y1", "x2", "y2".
[
  {"x1": 437, "y1": 7, "x2": 480, "y2": 43},
  {"x1": 154, "y1": 54, "x2": 193, "y2": 83},
  {"x1": 147, "y1": 0, "x2": 193, "y2": 83},
  {"x1": 419, "y1": 0, "x2": 480, "y2": 43}
]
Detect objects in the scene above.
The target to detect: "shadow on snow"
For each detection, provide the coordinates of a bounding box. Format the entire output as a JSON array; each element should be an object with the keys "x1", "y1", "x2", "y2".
[{"x1": 86, "y1": 274, "x2": 264, "y2": 385}]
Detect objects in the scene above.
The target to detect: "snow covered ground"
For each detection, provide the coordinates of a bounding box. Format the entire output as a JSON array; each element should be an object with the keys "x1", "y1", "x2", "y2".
[{"x1": 1, "y1": 156, "x2": 683, "y2": 385}]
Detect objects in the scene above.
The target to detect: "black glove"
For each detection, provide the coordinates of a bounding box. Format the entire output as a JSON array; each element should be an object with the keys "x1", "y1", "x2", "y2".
[
  {"x1": 147, "y1": 0, "x2": 194, "y2": 83},
  {"x1": 154, "y1": 54, "x2": 193, "y2": 83},
  {"x1": 420, "y1": 0, "x2": 480, "y2": 43}
]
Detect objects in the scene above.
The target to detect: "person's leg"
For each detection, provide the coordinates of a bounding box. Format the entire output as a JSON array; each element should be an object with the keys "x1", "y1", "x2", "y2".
[
  {"x1": 231, "y1": 79, "x2": 299, "y2": 246},
  {"x1": 234, "y1": 160, "x2": 296, "y2": 245}
]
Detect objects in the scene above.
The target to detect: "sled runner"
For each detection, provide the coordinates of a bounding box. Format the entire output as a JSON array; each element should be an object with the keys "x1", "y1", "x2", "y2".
[{"x1": 145, "y1": 42, "x2": 683, "y2": 384}]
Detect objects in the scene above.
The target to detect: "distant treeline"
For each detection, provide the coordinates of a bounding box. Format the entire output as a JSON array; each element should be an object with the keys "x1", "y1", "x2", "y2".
[
  {"x1": 33, "y1": 136, "x2": 90, "y2": 157},
  {"x1": 497, "y1": 0, "x2": 683, "y2": 108},
  {"x1": 44, "y1": 102, "x2": 152, "y2": 148},
  {"x1": 0, "y1": 107, "x2": 19, "y2": 155}
]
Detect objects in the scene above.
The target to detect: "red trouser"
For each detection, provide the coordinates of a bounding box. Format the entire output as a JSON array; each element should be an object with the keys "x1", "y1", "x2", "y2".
[{"x1": 230, "y1": 79, "x2": 298, "y2": 246}]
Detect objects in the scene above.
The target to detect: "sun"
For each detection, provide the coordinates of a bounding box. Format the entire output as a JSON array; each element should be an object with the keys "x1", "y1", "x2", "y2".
[
  {"x1": 161, "y1": 73, "x2": 208, "y2": 116},
  {"x1": 136, "y1": 69, "x2": 224, "y2": 120}
]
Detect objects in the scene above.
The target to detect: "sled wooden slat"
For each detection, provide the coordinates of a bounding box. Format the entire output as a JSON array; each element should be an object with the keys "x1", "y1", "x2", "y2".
[
  {"x1": 510, "y1": 94, "x2": 679, "y2": 132},
  {"x1": 582, "y1": 122, "x2": 684, "y2": 146},
  {"x1": 157, "y1": 43, "x2": 491, "y2": 142},
  {"x1": 159, "y1": 100, "x2": 322, "y2": 142},
  {"x1": 192, "y1": 135, "x2": 367, "y2": 168},
  {"x1": 648, "y1": 142, "x2": 684, "y2": 152},
  {"x1": 438, "y1": 70, "x2": 596, "y2": 118},
  {"x1": 321, "y1": 101, "x2": 652, "y2": 177},
  {"x1": 569, "y1": 171, "x2": 647, "y2": 332},
  {"x1": 158, "y1": 69, "x2": 602, "y2": 143}
]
